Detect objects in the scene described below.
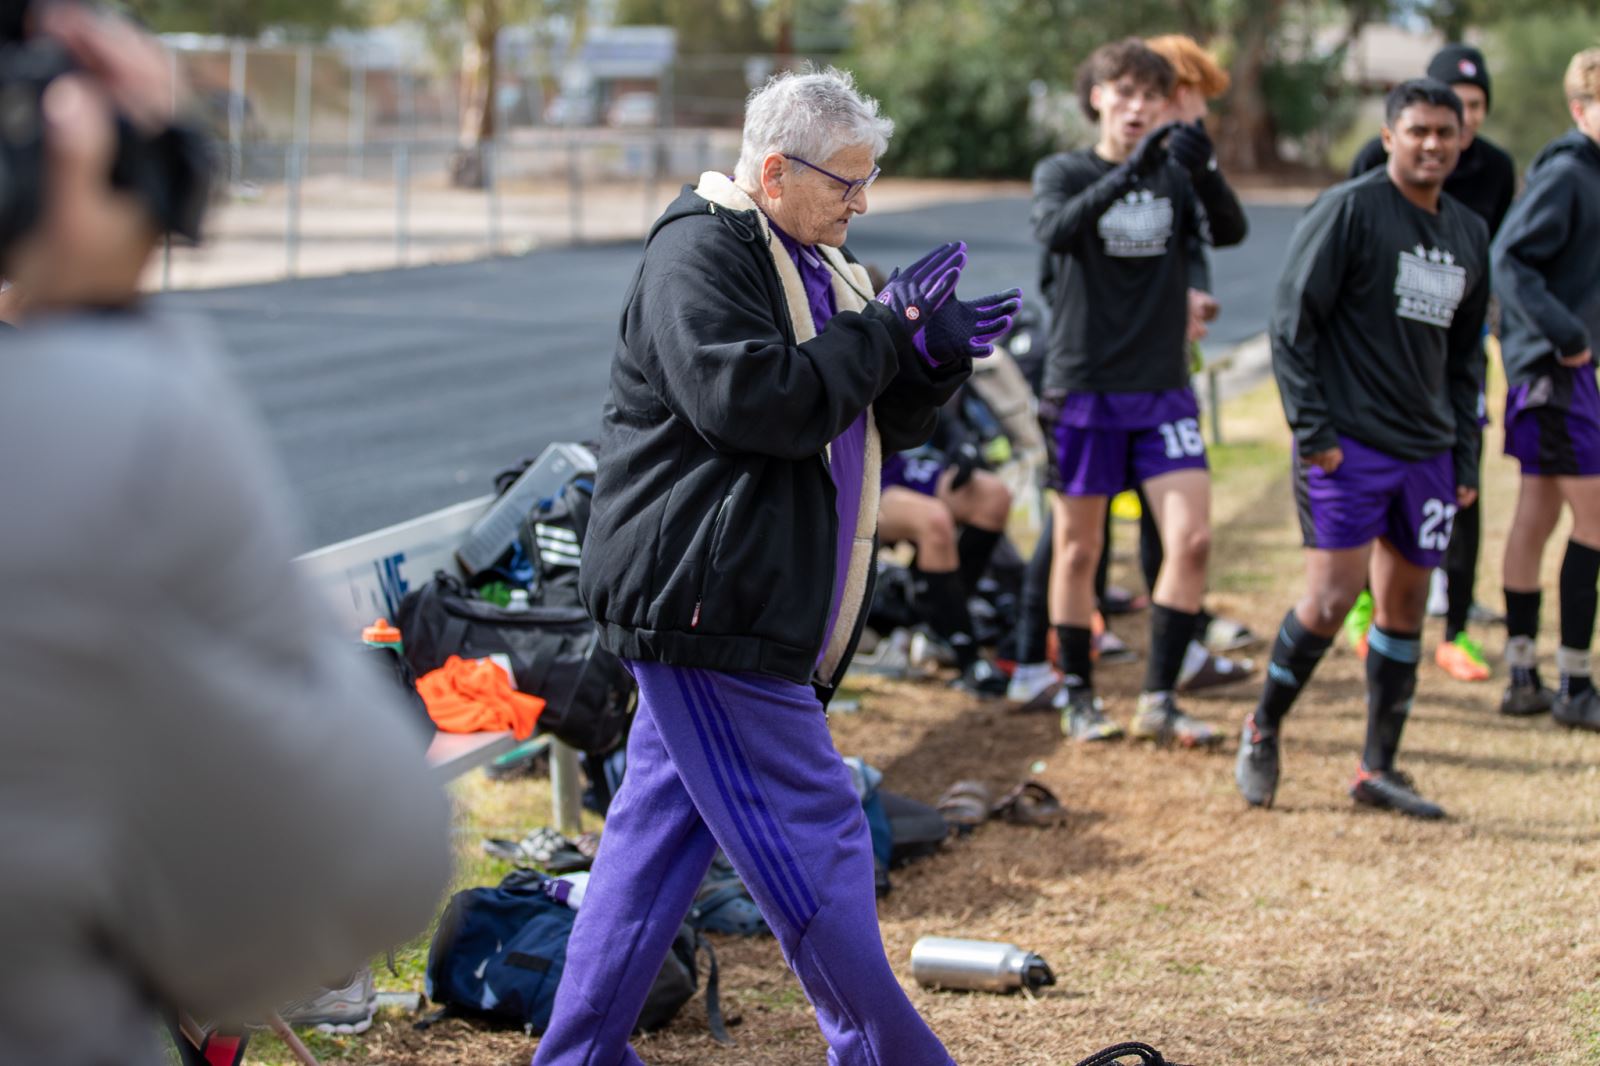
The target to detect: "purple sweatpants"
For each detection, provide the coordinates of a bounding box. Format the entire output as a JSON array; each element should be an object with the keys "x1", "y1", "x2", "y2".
[{"x1": 530, "y1": 662, "x2": 952, "y2": 1066}]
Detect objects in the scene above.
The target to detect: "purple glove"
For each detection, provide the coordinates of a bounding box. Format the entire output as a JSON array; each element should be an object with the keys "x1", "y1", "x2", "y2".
[
  {"x1": 875, "y1": 241, "x2": 967, "y2": 339},
  {"x1": 922, "y1": 287, "x2": 1024, "y2": 364}
]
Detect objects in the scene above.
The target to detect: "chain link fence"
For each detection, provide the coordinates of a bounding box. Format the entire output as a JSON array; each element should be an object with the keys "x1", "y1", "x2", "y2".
[{"x1": 159, "y1": 38, "x2": 796, "y2": 288}]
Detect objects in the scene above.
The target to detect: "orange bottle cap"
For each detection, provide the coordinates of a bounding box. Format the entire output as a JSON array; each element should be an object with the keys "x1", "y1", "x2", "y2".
[{"x1": 363, "y1": 618, "x2": 402, "y2": 644}]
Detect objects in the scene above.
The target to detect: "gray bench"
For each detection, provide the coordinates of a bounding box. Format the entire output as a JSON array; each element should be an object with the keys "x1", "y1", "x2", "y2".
[{"x1": 293, "y1": 493, "x2": 585, "y2": 828}]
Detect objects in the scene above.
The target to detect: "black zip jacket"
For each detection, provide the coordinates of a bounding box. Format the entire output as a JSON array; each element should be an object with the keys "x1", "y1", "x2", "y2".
[
  {"x1": 1031, "y1": 148, "x2": 1248, "y2": 393},
  {"x1": 1350, "y1": 134, "x2": 1516, "y2": 238},
  {"x1": 1493, "y1": 130, "x2": 1600, "y2": 389},
  {"x1": 1271, "y1": 169, "x2": 1490, "y2": 487},
  {"x1": 579, "y1": 185, "x2": 969, "y2": 686}
]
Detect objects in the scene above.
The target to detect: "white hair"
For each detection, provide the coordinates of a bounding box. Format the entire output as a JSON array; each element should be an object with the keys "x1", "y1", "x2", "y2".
[{"x1": 733, "y1": 66, "x2": 894, "y2": 187}]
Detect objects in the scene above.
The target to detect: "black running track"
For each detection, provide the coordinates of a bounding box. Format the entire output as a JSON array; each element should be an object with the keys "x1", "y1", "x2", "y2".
[{"x1": 158, "y1": 197, "x2": 1303, "y2": 546}]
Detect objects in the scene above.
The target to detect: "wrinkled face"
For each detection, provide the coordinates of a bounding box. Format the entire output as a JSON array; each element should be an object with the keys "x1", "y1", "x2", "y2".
[
  {"x1": 765, "y1": 143, "x2": 875, "y2": 247},
  {"x1": 1452, "y1": 83, "x2": 1486, "y2": 147},
  {"x1": 1091, "y1": 76, "x2": 1167, "y2": 158},
  {"x1": 1382, "y1": 102, "x2": 1462, "y2": 192}
]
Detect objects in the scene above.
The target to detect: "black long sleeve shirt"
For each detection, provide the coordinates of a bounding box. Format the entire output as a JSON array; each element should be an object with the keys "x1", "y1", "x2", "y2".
[
  {"x1": 1271, "y1": 168, "x2": 1490, "y2": 487},
  {"x1": 1350, "y1": 133, "x2": 1516, "y2": 239},
  {"x1": 1031, "y1": 148, "x2": 1247, "y2": 393}
]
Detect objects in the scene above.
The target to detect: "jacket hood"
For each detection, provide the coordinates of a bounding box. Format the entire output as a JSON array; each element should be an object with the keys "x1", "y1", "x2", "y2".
[
  {"x1": 648, "y1": 175, "x2": 765, "y2": 245},
  {"x1": 1528, "y1": 129, "x2": 1600, "y2": 178}
]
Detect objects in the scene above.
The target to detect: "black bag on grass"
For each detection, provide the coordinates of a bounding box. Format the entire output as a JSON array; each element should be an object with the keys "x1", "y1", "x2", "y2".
[
  {"x1": 423, "y1": 869, "x2": 729, "y2": 1042},
  {"x1": 397, "y1": 572, "x2": 633, "y2": 754}
]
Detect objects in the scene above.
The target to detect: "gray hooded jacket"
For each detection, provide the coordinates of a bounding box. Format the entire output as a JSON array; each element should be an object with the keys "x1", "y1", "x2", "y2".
[
  {"x1": 1493, "y1": 129, "x2": 1600, "y2": 385},
  {"x1": 0, "y1": 313, "x2": 451, "y2": 1066}
]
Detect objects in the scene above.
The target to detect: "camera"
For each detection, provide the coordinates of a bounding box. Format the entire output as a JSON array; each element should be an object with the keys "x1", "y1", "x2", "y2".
[{"x1": 0, "y1": 0, "x2": 212, "y2": 267}]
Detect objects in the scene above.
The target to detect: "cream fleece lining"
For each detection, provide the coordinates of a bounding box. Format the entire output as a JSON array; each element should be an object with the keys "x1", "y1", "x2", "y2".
[{"x1": 692, "y1": 171, "x2": 881, "y2": 684}]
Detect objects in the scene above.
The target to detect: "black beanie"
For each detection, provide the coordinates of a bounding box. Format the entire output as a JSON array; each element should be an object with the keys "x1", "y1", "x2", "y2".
[{"x1": 1428, "y1": 44, "x2": 1491, "y2": 111}]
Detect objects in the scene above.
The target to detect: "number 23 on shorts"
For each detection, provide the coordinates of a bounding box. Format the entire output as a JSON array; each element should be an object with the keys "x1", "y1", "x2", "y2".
[{"x1": 1419, "y1": 498, "x2": 1457, "y2": 551}]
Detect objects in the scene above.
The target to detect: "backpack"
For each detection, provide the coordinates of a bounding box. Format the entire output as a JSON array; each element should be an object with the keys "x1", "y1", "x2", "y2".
[
  {"x1": 397, "y1": 572, "x2": 634, "y2": 754},
  {"x1": 423, "y1": 869, "x2": 730, "y2": 1043}
]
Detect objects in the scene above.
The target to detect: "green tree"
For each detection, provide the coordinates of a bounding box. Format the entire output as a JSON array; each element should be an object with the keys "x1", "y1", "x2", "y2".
[
  {"x1": 1483, "y1": 10, "x2": 1600, "y2": 170},
  {"x1": 847, "y1": 0, "x2": 1170, "y2": 179}
]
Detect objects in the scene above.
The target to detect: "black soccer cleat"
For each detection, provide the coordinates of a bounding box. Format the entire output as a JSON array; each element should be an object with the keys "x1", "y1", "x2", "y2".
[
  {"x1": 1553, "y1": 687, "x2": 1600, "y2": 732},
  {"x1": 1349, "y1": 767, "x2": 1445, "y2": 820},
  {"x1": 1500, "y1": 678, "x2": 1555, "y2": 717},
  {"x1": 950, "y1": 658, "x2": 1010, "y2": 699},
  {"x1": 1234, "y1": 715, "x2": 1280, "y2": 808}
]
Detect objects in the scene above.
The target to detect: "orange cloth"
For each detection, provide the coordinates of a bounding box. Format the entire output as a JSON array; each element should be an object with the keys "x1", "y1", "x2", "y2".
[{"x1": 416, "y1": 655, "x2": 545, "y2": 740}]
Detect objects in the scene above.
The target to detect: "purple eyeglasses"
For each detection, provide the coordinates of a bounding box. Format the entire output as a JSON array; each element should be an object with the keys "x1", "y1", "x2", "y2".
[{"x1": 783, "y1": 154, "x2": 881, "y2": 203}]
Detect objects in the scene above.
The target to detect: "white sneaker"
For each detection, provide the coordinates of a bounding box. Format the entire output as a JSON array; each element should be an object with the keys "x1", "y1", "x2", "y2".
[
  {"x1": 1175, "y1": 640, "x2": 1212, "y2": 687},
  {"x1": 1427, "y1": 569, "x2": 1449, "y2": 618},
  {"x1": 1006, "y1": 661, "x2": 1059, "y2": 710},
  {"x1": 279, "y1": 967, "x2": 376, "y2": 1034},
  {"x1": 848, "y1": 627, "x2": 913, "y2": 678}
]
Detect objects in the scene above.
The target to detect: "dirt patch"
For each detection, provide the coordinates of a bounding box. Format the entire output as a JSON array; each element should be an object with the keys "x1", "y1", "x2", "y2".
[{"x1": 251, "y1": 373, "x2": 1600, "y2": 1065}]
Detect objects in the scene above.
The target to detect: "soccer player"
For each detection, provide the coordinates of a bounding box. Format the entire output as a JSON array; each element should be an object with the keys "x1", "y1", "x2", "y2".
[
  {"x1": 1347, "y1": 44, "x2": 1516, "y2": 683},
  {"x1": 1236, "y1": 79, "x2": 1489, "y2": 818},
  {"x1": 1493, "y1": 48, "x2": 1600, "y2": 729},
  {"x1": 1030, "y1": 38, "x2": 1247, "y2": 744},
  {"x1": 878, "y1": 432, "x2": 1014, "y2": 694}
]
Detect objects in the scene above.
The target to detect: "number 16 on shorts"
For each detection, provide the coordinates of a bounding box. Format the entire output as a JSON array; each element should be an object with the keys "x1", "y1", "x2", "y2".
[{"x1": 1158, "y1": 418, "x2": 1206, "y2": 459}]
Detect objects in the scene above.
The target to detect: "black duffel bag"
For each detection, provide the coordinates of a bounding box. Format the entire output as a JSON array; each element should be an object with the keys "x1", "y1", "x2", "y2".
[{"x1": 397, "y1": 572, "x2": 634, "y2": 754}]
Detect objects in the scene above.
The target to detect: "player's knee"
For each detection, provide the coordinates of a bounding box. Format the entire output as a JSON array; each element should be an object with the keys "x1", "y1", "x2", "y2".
[
  {"x1": 1059, "y1": 538, "x2": 1101, "y2": 579},
  {"x1": 919, "y1": 508, "x2": 957, "y2": 556},
  {"x1": 1306, "y1": 585, "x2": 1361, "y2": 631},
  {"x1": 977, "y1": 476, "x2": 1012, "y2": 529},
  {"x1": 1170, "y1": 525, "x2": 1211, "y2": 572}
]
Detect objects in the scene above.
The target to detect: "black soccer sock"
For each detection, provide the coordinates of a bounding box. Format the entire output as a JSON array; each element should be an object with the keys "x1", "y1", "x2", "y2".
[
  {"x1": 1362, "y1": 625, "x2": 1421, "y2": 773},
  {"x1": 1558, "y1": 539, "x2": 1600, "y2": 699},
  {"x1": 1504, "y1": 588, "x2": 1543, "y2": 689},
  {"x1": 1505, "y1": 588, "x2": 1541, "y2": 641},
  {"x1": 1443, "y1": 499, "x2": 1481, "y2": 640},
  {"x1": 1055, "y1": 623, "x2": 1094, "y2": 696},
  {"x1": 918, "y1": 568, "x2": 978, "y2": 669},
  {"x1": 1558, "y1": 539, "x2": 1600, "y2": 652},
  {"x1": 1016, "y1": 527, "x2": 1053, "y2": 664},
  {"x1": 1143, "y1": 603, "x2": 1199, "y2": 694},
  {"x1": 1253, "y1": 609, "x2": 1333, "y2": 737},
  {"x1": 1138, "y1": 489, "x2": 1164, "y2": 595},
  {"x1": 958, "y1": 526, "x2": 1004, "y2": 596}
]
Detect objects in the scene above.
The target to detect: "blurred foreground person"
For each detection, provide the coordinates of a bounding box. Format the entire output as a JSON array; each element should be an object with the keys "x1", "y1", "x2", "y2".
[
  {"x1": 0, "y1": 5, "x2": 451, "y2": 1063},
  {"x1": 1238, "y1": 80, "x2": 1489, "y2": 817}
]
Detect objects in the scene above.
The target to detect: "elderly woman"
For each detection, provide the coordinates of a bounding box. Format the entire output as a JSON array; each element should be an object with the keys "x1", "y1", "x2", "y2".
[{"x1": 533, "y1": 68, "x2": 1017, "y2": 1065}]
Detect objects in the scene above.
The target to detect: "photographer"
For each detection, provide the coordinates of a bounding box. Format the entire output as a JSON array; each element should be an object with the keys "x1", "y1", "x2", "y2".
[{"x1": 0, "y1": 5, "x2": 451, "y2": 1062}]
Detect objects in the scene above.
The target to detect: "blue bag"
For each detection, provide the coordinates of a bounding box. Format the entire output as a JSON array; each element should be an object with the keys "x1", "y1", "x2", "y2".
[{"x1": 423, "y1": 869, "x2": 729, "y2": 1043}]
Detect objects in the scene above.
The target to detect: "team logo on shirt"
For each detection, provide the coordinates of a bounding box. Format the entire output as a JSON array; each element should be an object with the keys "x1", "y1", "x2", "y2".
[
  {"x1": 1394, "y1": 244, "x2": 1467, "y2": 328},
  {"x1": 1099, "y1": 189, "x2": 1173, "y2": 258}
]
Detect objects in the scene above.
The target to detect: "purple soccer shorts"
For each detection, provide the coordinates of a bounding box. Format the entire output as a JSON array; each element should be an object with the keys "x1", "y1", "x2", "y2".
[
  {"x1": 1294, "y1": 434, "x2": 1456, "y2": 568},
  {"x1": 1040, "y1": 388, "x2": 1208, "y2": 497},
  {"x1": 880, "y1": 450, "x2": 946, "y2": 497},
  {"x1": 1504, "y1": 367, "x2": 1600, "y2": 477}
]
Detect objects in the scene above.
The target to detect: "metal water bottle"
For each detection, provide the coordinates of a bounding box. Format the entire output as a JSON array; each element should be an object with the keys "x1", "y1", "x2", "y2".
[{"x1": 910, "y1": 936, "x2": 1056, "y2": 993}]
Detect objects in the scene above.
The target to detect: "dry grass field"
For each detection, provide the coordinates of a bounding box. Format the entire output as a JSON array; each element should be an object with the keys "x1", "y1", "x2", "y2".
[{"x1": 245, "y1": 371, "x2": 1600, "y2": 1066}]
